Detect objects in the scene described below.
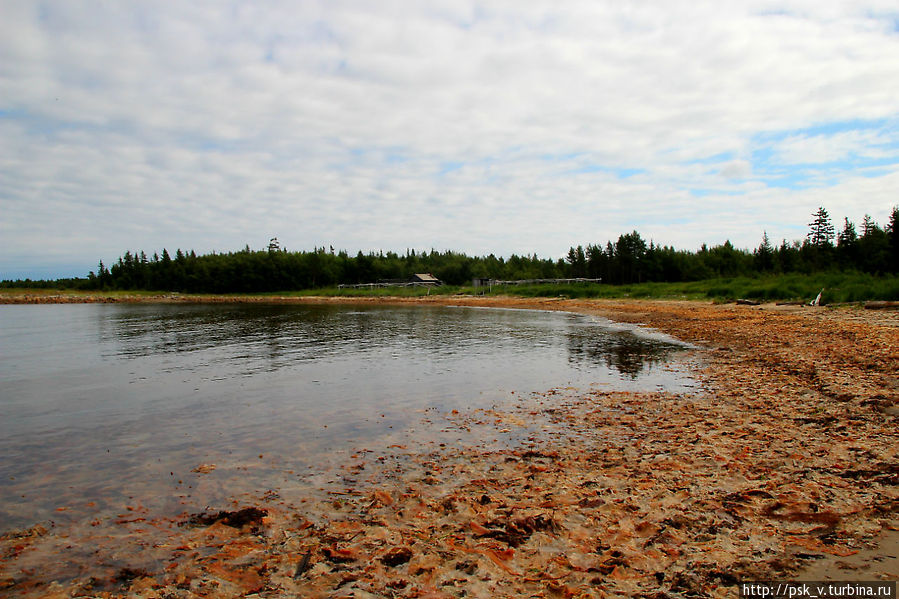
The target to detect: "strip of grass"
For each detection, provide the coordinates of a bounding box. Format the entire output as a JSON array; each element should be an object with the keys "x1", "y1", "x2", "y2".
[
  {"x1": 258, "y1": 285, "x2": 466, "y2": 298},
  {"x1": 0, "y1": 287, "x2": 167, "y2": 298},
  {"x1": 3, "y1": 272, "x2": 896, "y2": 304},
  {"x1": 472, "y1": 272, "x2": 899, "y2": 303}
]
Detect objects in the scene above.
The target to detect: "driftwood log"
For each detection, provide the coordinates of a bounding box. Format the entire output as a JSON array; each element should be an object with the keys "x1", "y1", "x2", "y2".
[{"x1": 864, "y1": 301, "x2": 899, "y2": 310}]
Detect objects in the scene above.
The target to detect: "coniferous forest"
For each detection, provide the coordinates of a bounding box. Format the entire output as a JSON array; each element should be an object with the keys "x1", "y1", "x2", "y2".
[{"x1": 4, "y1": 206, "x2": 899, "y2": 295}]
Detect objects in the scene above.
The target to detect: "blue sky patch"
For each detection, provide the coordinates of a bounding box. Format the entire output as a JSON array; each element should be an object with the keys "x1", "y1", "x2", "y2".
[
  {"x1": 744, "y1": 118, "x2": 899, "y2": 189},
  {"x1": 751, "y1": 117, "x2": 893, "y2": 144},
  {"x1": 684, "y1": 151, "x2": 737, "y2": 166},
  {"x1": 438, "y1": 161, "x2": 464, "y2": 176}
]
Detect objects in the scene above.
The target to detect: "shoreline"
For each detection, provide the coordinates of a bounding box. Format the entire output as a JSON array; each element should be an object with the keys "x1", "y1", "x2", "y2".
[{"x1": 1, "y1": 296, "x2": 897, "y2": 596}]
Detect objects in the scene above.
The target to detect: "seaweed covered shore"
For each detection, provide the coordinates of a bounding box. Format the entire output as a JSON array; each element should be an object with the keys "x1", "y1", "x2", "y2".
[{"x1": 1, "y1": 297, "x2": 897, "y2": 597}]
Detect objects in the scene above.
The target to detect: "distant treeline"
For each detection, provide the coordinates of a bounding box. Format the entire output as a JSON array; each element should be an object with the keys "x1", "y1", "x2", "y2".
[
  {"x1": 564, "y1": 207, "x2": 898, "y2": 285},
  {"x1": 3, "y1": 206, "x2": 898, "y2": 293}
]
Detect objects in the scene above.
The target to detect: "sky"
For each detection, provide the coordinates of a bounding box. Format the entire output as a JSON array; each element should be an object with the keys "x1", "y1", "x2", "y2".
[{"x1": 2, "y1": 1, "x2": 899, "y2": 279}]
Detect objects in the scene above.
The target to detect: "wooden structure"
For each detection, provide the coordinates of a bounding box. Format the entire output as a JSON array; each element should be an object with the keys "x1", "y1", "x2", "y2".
[
  {"x1": 472, "y1": 277, "x2": 601, "y2": 288},
  {"x1": 410, "y1": 273, "x2": 441, "y2": 285},
  {"x1": 338, "y1": 273, "x2": 443, "y2": 290}
]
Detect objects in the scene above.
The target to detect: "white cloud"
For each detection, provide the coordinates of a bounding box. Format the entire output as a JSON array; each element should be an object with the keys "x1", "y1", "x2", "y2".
[
  {"x1": 718, "y1": 160, "x2": 753, "y2": 180},
  {"x1": 1, "y1": 1, "x2": 898, "y2": 277},
  {"x1": 770, "y1": 130, "x2": 896, "y2": 164}
]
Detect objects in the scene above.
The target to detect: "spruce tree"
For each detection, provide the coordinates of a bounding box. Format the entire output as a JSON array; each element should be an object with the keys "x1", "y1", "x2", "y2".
[
  {"x1": 862, "y1": 214, "x2": 876, "y2": 237},
  {"x1": 889, "y1": 206, "x2": 899, "y2": 272},
  {"x1": 807, "y1": 206, "x2": 835, "y2": 247},
  {"x1": 837, "y1": 218, "x2": 858, "y2": 268},
  {"x1": 837, "y1": 218, "x2": 857, "y2": 246},
  {"x1": 755, "y1": 231, "x2": 774, "y2": 271}
]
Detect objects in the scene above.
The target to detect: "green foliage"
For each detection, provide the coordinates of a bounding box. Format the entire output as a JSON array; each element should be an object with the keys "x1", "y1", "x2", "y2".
[
  {"x1": 478, "y1": 272, "x2": 899, "y2": 303},
  {"x1": 4, "y1": 206, "x2": 898, "y2": 298},
  {"x1": 23, "y1": 247, "x2": 565, "y2": 294}
]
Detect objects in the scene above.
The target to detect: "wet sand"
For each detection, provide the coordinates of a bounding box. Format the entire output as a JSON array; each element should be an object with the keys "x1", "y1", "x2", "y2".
[{"x1": 1, "y1": 294, "x2": 897, "y2": 597}]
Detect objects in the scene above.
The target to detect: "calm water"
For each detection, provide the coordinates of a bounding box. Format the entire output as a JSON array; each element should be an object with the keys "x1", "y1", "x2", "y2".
[{"x1": 0, "y1": 303, "x2": 696, "y2": 529}]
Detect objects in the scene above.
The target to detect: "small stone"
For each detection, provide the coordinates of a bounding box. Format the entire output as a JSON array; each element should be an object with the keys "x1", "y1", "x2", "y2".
[{"x1": 380, "y1": 546, "x2": 413, "y2": 567}]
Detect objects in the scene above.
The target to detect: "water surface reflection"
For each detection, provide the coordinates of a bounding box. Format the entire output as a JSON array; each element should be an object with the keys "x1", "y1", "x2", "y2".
[{"x1": 0, "y1": 303, "x2": 696, "y2": 529}]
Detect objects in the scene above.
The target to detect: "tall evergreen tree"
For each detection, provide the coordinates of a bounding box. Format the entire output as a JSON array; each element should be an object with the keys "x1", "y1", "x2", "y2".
[
  {"x1": 754, "y1": 231, "x2": 775, "y2": 271},
  {"x1": 857, "y1": 220, "x2": 890, "y2": 273},
  {"x1": 837, "y1": 218, "x2": 857, "y2": 246},
  {"x1": 888, "y1": 206, "x2": 899, "y2": 272},
  {"x1": 807, "y1": 206, "x2": 835, "y2": 247},
  {"x1": 614, "y1": 231, "x2": 646, "y2": 283},
  {"x1": 837, "y1": 218, "x2": 859, "y2": 268},
  {"x1": 566, "y1": 245, "x2": 587, "y2": 277},
  {"x1": 861, "y1": 214, "x2": 876, "y2": 237}
]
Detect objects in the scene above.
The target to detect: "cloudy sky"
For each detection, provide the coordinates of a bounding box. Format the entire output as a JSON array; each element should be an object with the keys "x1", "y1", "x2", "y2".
[{"x1": 2, "y1": 1, "x2": 898, "y2": 279}]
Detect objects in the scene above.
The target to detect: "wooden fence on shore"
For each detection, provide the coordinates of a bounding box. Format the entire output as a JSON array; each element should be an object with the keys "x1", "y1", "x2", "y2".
[
  {"x1": 337, "y1": 281, "x2": 440, "y2": 290},
  {"x1": 481, "y1": 278, "x2": 602, "y2": 287},
  {"x1": 338, "y1": 277, "x2": 602, "y2": 290}
]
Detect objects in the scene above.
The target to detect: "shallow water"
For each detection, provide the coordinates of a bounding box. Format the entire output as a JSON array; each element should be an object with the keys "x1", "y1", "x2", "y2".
[{"x1": 0, "y1": 303, "x2": 696, "y2": 529}]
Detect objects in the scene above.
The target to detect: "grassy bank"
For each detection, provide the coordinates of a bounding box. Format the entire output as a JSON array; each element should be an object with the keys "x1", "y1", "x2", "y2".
[
  {"x1": 3, "y1": 272, "x2": 898, "y2": 304},
  {"x1": 0, "y1": 288, "x2": 174, "y2": 299},
  {"x1": 175, "y1": 272, "x2": 899, "y2": 303},
  {"x1": 256, "y1": 285, "x2": 467, "y2": 298},
  {"x1": 472, "y1": 272, "x2": 899, "y2": 303}
]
